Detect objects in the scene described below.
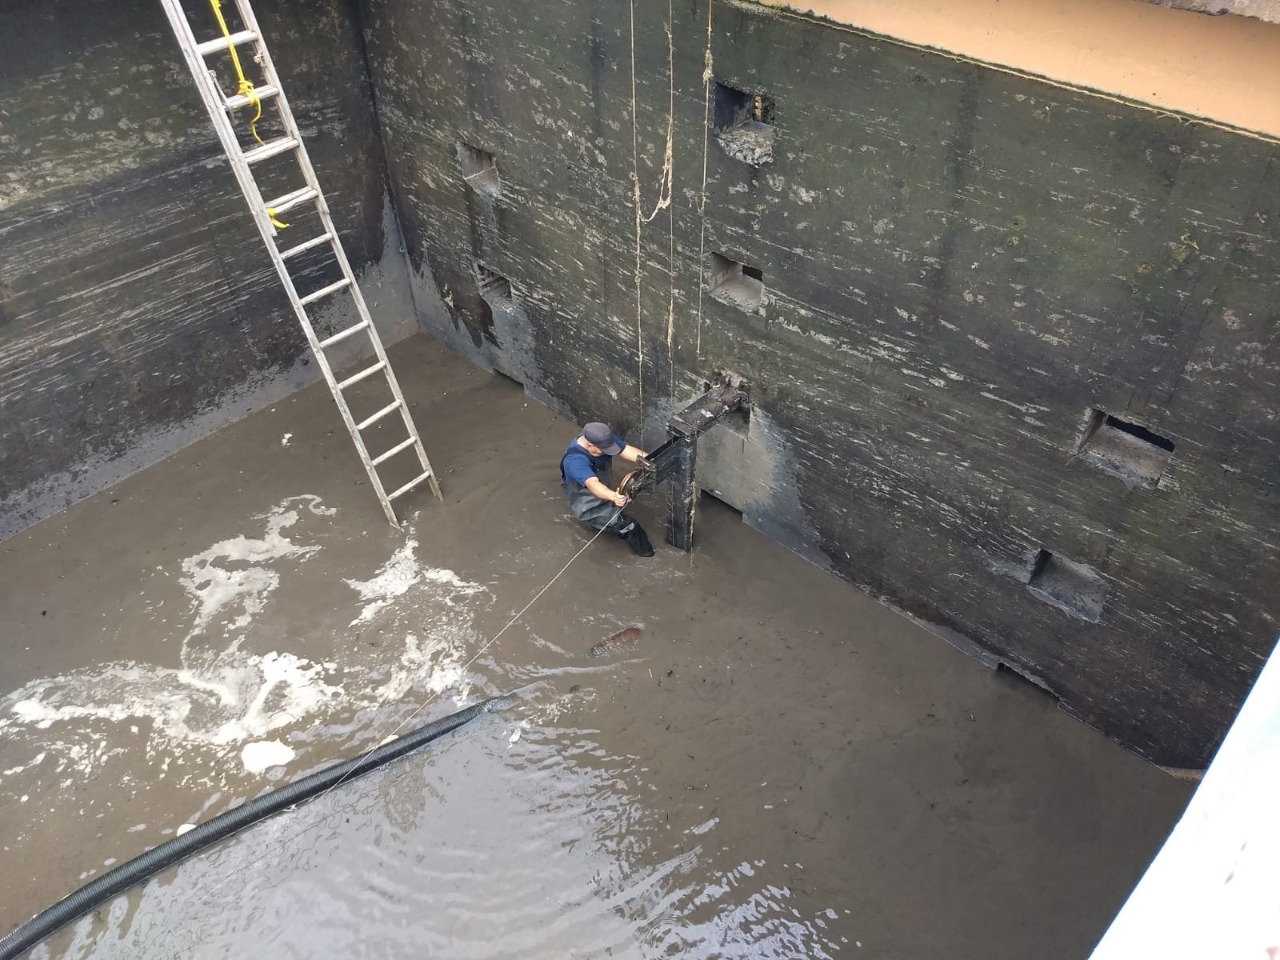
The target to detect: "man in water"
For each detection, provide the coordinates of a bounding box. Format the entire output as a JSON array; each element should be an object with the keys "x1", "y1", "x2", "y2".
[{"x1": 560, "y1": 422, "x2": 655, "y2": 557}]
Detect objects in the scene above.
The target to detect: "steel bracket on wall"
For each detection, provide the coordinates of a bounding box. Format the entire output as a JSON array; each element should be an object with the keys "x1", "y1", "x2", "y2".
[{"x1": 621, "y1": 375, "x2": 749, "y2": 551}]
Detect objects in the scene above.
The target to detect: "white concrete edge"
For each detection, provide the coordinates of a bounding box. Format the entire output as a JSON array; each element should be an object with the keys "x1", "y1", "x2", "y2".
[{"x1": 1090, "y1": 635, "x2": 1280, "y2": 959}]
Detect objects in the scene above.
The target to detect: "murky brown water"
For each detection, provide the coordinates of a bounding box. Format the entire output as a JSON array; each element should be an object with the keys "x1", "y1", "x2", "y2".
[
  {"x1": 43, "y1": 693, "x2": 853, "y2": 958},
  {"x1": 2, "y1": 336, "x2": 1190, "y2": 959}
]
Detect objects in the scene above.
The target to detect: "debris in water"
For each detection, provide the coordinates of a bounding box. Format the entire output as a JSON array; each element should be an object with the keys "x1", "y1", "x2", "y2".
[{"x1": 589, "y1": 626, "x2": 642, "y2": 658}]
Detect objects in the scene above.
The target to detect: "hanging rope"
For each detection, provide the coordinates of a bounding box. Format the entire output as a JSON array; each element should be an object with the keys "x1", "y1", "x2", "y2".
[
  {"x1": 694, "y1": 0, "x2": 714, "y2": 362},
  {"x1": 663, "y1": 0, "x2": 677, "y2": 394},
  {"x1": 629, "y1": 0, "x2": 678, "y2": 431},
  {"x1": 208, "y1": 0, "x2": 266, "y2": 146}
]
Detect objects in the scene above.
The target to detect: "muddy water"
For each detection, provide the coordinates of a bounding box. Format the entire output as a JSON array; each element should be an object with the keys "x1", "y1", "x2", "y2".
[
  {"x1": 1, "y1": 336, "x2": 1190, "y2": 958},
  {"x1": 45, "y1": 701, "x2": 847, "y2": 958}
]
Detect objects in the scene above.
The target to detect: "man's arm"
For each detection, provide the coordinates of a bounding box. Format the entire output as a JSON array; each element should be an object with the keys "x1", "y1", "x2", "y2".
[
  {"x1": 619, "y1": 443, "x2": 648, "y2": 463},
  {"x1": 586, "y1": 476, "x2": 628, "y2": 507}
]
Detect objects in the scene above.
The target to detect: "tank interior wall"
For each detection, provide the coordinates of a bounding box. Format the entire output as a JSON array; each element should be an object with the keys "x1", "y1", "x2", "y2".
[
  {"x1": 0, "y1": 0, "x2": 420, "y2": 539},
  {"x1": 359, "y1": 0, "x2": 1280, "y2": 768}
]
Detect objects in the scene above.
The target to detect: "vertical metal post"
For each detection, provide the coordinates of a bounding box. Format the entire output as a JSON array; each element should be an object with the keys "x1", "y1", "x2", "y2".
[{"x1": 665, "y1": 435, "x2": 698, "y2": 551}]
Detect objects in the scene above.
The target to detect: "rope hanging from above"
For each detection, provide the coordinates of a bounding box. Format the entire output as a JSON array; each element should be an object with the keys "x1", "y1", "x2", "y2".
[{"x1": 629, "y1": 0, "x2": 679, "y2": 431}]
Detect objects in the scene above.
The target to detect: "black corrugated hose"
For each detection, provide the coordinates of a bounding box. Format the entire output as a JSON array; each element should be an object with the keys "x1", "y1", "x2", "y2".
[{"x1": 0, "y1": 697, "x2": 500, "y2": 960}]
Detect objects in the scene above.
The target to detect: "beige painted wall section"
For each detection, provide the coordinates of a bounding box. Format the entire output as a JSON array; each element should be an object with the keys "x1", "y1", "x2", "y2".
[{"x1": 758, "y1": 0, "x2": 1280, "y2": 139}]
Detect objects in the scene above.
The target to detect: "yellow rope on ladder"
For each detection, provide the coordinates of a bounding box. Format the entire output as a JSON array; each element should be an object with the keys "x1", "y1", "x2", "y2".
[{"x1": 209, "y1": 0, "x2": 265, "y2": 146}]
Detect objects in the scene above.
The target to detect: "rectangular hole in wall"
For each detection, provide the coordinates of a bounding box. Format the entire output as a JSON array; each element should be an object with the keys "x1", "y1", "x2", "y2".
[
  {"x1": 994, "y1": 662, "x2": 1059, "y2": 702},
  {"x1": 712, "y1": 82, "x2": 775, "y2": 166},
  {"x1": 1026, "y1": 548, "x2": 1108, "y2": 623},
  {"x1": 699, "y1": 488, "x2": 744, "y2": 519},
  {"x1": 456, "y1": 141, "x2": 502, "y2": 198},
  {"x1": 707, "y1": 252, "x2": 764, "y2": 315},
  {"x1": 475, "y1": 262, "x2": 513, "y2": 308},
  {"x1": 1078, "y1": 409, "x2": 1174, "y2": 489},
  {"x1": 491, "y1": 368, "x2": 524, "y2": 391}
]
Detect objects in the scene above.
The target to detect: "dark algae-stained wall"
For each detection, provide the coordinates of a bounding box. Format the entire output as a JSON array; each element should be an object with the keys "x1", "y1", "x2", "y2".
[
  {"x1": 0, "y1": 0, "x2": 406, "y2": 536},
  {"x1": 361, "y1": 0, "x2": 1279, "y2": 767}
]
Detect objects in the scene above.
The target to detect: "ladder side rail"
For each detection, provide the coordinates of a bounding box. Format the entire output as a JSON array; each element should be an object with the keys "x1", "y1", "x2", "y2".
[
  {"x1": 166, "y1": 0, "x2": 437, "y2": 518},
  {"x1": 258, "y1": 222, "x2": 401, "y2": 525},
  {"x1": 267, "y1": 114, "x2": 441, "y2": 497},
  {"x1": 157, "y1": 0, "x2": 278, "y2": 242},
  {"x1": 159, "y1": 0, "x2": 401, "y2": 526},
  {"x1": 229, "y1": 0, "x2": 440, "y2": 499}
]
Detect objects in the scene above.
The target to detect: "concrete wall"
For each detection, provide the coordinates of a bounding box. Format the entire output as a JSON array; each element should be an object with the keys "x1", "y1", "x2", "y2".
[
  {"x1": 0, "y1": 0, "x2": 417, "y2": 538},
  {"x1": 361, "y1": 0, "x2": 1280, "y2": 768}
]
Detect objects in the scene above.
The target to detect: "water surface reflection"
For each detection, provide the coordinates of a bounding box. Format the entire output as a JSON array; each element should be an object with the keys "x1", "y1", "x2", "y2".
[{"x1": 46, "y1": 694, "x2": 847, "y2": 959}]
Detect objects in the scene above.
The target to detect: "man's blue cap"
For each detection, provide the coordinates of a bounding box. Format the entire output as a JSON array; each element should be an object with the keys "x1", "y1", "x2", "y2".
[{"x1": 583, "y1": 422, "x2": 622, "y2": 455}]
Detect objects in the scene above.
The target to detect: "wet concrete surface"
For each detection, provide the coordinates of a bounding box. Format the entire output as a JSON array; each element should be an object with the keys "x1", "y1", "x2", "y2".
[{"x1": 0, "y1": 335, "x2": 1191, "y2": 958}]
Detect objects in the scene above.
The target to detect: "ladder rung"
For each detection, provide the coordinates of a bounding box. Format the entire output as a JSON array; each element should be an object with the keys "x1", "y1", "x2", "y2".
[
  {"x1": 225, "y1": 84, "x2": 279, "y2": 110},
  {"x1": 317, "y1": 320, "x2": 370, "y2": 349},
  {"x1": 243, "y1": 137, "x2": 299, "y2": 164},
  {"x1": 387, "y1": 471, "x2": 434, "y2": 502},
  {"x1": 299, "y1": 277, "x2": 352, "y2": 306},
  {"x1": 357, "y1": 400, "x2": 402, "y2": 430},
  {"x1": 196, "y1": 30, "x2": 258, "y2": 56},
  {"x1": 372, "y1": 436, "x2": 418, "y2": 467},
  {"x1": 265, "y1": 187, "x2": 318, "y2": 215},
  {"x1": 336, "y1": 361, "x2": 386, "y2": 390},
  {"x1": 280, "y1": 233, "x2": 333, "y2": 260}
]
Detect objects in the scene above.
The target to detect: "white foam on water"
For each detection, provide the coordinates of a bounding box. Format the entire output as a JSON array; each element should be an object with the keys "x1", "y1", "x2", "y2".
[
  {"x1": 241, "y1": 739, "x2": 295, "y2": 773},
  {"x1": 1, "y1": 498, "x2": 494, "y2": 791},
  {"x1": 1, "y1": 497, "x2": 343, "y2": 783},
  {"x1": 2, "y1": 652, "x2": 340, "y2": 770},
  {"x1": 420, "y1": 566, "x2": 487, "y2": 606},
  {"x1": 374, "y1": 630, "x2": 471, "y2": 703},
  {"x1": 345, "y1": 538, "x2": 424, "y2": 626},
  {"x1": 180, "y1": 496, "x2": 332, "y2": 639}
]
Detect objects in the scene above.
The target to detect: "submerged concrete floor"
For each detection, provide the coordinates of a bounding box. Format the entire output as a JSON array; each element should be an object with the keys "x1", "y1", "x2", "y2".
[{"x1": 0, "y1": 334, "x2": 1191, "y2": 958}]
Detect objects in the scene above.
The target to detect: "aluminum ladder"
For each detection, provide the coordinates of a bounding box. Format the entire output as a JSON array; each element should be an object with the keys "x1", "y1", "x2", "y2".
[{"x1": 158, "y1": 0, "x2": 441, "y2": 527}]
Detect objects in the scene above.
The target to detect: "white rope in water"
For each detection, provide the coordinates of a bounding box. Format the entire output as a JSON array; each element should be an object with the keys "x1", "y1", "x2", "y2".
[{"x1": 196, "y1": 503, "x2": 628, "y2": 902}]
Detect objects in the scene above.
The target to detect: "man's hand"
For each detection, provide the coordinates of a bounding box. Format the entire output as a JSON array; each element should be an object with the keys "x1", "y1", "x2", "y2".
[{"x1": 586, "y1": 476, "x2": 631, "y2": 508}]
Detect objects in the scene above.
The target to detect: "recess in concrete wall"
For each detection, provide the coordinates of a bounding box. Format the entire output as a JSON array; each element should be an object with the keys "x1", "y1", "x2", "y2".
[
  {"x1": 1078, "y1": 410, "x2": 1176, "y2": 490},
  {"x1": 707, "y1": 253, "x2": 766, "y2": 315},
  {"x1": 713, "y1": 81, "x2": 776, "y2": 166},
  {"x1": 1027, "y1": 549, "x2": 1110, "y2": 623},
  {"x1": 361, "y1": 0, "x2": 1280, "y2": 769},
  {"x1": 457, "y1": 141, "x2": 503, "y2": 198}
]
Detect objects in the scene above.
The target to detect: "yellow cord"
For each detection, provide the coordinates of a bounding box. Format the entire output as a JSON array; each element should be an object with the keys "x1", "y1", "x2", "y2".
[
  {"x1": 267, "y1": 208, "x2": 289, "y2": 229},
  {"x1": 209, "y1": 0, "x2": 265, "y2": 145}
]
